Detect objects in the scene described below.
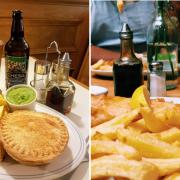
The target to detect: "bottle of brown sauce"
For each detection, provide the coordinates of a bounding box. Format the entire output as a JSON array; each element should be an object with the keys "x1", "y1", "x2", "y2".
[
  {"x1": 46, "y1": 53, "x2": 75, "y2": 114},
  {"x1": 5, "y1": 10, "x2": 29, "y2": 88},
  {"x1": 113, "y1": 23, "x2": 143, "y2": 97}
]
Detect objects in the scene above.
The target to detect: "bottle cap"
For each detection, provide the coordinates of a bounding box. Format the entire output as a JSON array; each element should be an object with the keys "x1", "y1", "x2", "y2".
[
  {"x1": 34, "y1": 60, "x2": 51, "y2": 75},
  {"x1": 12, "y1": 10, "x2": 22, "y2": 18},
  {"x1": 149, "y1": 61, "x2": 163, "y2": 72},
  {"x1": 120, "y1": 23, "x2": 133, "y2": 39}
]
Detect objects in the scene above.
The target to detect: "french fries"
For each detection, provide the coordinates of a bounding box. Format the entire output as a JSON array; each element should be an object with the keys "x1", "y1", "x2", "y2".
[
  {"x1": 143, "y1": 158, "x2": 180, "y2": 176},
  {"x1": 92, "y1": 59, "x2": 104, "y2": 70},
  {"x1": 91, "y1": 87, "x2": 180, "y2": 180},
  {"x1": 140, "y1": 106, "x2": 170, "y2": 132},
  {"x1": 117, "y1": 128, "x2": 180, "y2": 158},
  {"x1": 92, "y1": 124, "x2": 123, "y2": 140},
  {"x1": 173, "y1": 141, "x2": 180, "y2": 148},
  {"x1": 164, "y1": 172, "x2": 180, "y2": 180},
  {"x1": 91, "y1": 140, "x2": 141, "y2": 160},
  {"x1": 152, "y1": 127, "x2": 180, "y2": 143},
  {"x1": 166, "y1": 106, "x2": 180, "y2": 128},
  {"x1": 117, "y1": 0, "x2": 124, "y2": 13},
  {"x1": 92, "y1": 109, "x2": 140, "y2": 137},
  {"x1": 91, "y1": 155, "x2": 159, "y2": 180},
  {"x1": 128, "y1": 119, "x2": 149, "y2": 133},
  {"x1": 91, "y1": 132, "x2": 112, "y2": 141},
  {"x1": 0, "y1": 94, "x2": 9, "y2": 162}
]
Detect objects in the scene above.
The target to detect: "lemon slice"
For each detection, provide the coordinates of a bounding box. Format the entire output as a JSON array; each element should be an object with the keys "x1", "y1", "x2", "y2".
[{"x1": 130, "y1": 85, "x2": 151, "y2": 109}]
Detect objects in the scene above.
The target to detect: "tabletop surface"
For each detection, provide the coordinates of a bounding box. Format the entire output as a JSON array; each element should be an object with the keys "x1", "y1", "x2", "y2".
[
  {"x1": 0, "y1": 57, "x2": 89, "y2": 180},
  {"x1": 92, "y1": 75, "x2": 180, "y2": 97}
]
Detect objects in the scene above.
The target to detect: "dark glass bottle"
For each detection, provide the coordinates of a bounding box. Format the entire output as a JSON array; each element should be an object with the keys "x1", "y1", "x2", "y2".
[
  {"x1": 5, "y1": 10, "x2": 29, "y2": 88},
  {"x1": 46, "y1": 53, "x2": 75, "y2": 114},
  {"x1": 147, "y1": 0, "x2": 178, "y2": 90},
  {"x1": 113, "y1": 23, "x2": 143, "y2": 97}
]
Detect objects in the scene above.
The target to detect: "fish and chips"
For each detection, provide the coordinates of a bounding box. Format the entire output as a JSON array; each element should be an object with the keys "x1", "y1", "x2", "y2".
[{"x1": 91, "y1": 86, "x2": 180, "y2": 180}]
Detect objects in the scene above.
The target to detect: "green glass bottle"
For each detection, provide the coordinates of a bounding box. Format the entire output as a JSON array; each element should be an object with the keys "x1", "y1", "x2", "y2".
[{"x1": 147, "y1": 0, "x2": 178, "y2": 90}]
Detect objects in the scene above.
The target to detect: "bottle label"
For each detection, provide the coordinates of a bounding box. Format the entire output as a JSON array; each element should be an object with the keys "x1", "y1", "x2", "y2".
[{"x1": 5, "y1": 55, "x2": 28, "y2": 88}]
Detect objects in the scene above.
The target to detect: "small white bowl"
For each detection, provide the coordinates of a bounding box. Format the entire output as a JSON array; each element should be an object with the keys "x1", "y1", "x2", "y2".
[{"x1": 5, "y1": 84, "x2": 37, "y2": 112}]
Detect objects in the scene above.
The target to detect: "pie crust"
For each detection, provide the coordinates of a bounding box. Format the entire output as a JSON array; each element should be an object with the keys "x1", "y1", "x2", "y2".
[{"x1": 1, "y1": 110, "x2": 69, "y2": 165}]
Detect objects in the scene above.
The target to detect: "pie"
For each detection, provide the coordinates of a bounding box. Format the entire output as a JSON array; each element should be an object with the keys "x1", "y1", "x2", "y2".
[{"x1": 0, "y1": 110, "x2": 69, "y2": 165}]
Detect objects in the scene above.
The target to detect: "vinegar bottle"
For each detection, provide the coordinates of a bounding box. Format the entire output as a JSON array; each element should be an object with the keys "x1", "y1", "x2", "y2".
[
  {"x1": 113, "y1": 23, "x2": 143, "y2": 97},
  {"x1": 46, "y1": 53, "x2": 75, "y2": 114}
]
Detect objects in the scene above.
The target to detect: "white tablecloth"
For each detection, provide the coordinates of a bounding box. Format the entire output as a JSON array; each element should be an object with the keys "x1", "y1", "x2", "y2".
[{"x1": 0, "y1": 57, "x2": 89, "y2": 180}]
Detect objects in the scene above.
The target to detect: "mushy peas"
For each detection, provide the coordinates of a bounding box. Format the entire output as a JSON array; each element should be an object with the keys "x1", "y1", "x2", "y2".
[{"x1": 6, "y1": 86, "x2": 36, "y2": 105}]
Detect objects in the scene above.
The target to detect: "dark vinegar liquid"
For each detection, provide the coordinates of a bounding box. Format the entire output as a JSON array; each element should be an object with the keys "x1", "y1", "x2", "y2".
[
  {"x1": 46, "y1": 86, "x2": 74, "y2": 114},
  {"x1": 113, "y1": 60, "x2": 143, "y2": 97}
]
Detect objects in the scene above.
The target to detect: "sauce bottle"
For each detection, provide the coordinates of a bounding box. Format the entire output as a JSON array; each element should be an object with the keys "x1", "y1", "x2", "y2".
[
  {"x1": 5, "y1": 10, "x2": 29, "y2": 88},
  {"x1": 46, "y1": 53, "x2": 75, "y2": 114},
  {"x1": 113, "y1": 23, "x2": 143, "y2": 97}
]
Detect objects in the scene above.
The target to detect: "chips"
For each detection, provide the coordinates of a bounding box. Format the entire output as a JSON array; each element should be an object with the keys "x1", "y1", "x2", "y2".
[
  {"x1": 91, "y1": 155, "x2": 159, "y2": 180},
  {"x1": 117, "y1": 128, "x2": 180, "y2": 158},
  {"x1": 143, "y1": 158, "x2": 180, "y2": 176},
  {"x1": 91, "y1": 140, "x2": 140, "y2": 160},
  {"x1": 91, "y1": 87, "x2": 180, "y2": 180}
]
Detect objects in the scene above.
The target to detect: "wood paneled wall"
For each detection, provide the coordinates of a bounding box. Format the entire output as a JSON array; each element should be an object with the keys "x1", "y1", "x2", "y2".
[
  {"x1": 0, "y1": 0, "x2": 89, "y2": 83},
  {"x1": 77, "y1": 47, "x2": 89, "y2": 86}
]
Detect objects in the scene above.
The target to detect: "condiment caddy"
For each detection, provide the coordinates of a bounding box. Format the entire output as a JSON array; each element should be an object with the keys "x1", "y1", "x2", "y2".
[{"x1": 30, "y1": 41, "x2": 75, "y2": 114}]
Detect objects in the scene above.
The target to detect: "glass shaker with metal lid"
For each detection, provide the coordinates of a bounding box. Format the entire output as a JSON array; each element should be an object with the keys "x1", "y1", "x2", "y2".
[
  {"x1": 148, "y1": 61, "x2": 166, "y2": 97},
  {"x1": 30, "y1": 59, "x2": 51, "y2": 103}
]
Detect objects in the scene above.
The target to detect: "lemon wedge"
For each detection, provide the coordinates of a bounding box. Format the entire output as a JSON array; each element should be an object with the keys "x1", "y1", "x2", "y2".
[{"x1": 130, "y1": 85, "x2": 151, "y2": 109}]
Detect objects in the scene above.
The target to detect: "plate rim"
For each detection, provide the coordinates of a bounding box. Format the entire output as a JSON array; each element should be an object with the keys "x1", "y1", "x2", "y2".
[
  {"x1": 91, "y1": 69, "x2": 113, "y2": 77},
  {"x1": 91, "y1": 68, "x2": 148, "y2": 77},
  {"x1": 0, "y1": 102, "x2": 87, "y2": 180}
]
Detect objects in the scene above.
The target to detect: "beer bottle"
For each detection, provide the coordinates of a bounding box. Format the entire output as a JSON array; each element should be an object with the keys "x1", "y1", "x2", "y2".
[{"x1": 5, "y1": 10, "x2": 29, "y2": 88}]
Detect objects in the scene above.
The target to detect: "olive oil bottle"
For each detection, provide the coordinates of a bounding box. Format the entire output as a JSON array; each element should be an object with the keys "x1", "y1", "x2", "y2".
[{"x1": 113, "y1": 23, "x2": 143, "y2": 97}]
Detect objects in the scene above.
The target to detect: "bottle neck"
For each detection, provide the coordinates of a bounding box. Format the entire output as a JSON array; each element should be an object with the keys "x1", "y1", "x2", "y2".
[
  {"x1": 156, "y1": 1, "x2": 167, "y2": 18},
  {"x1": 120, "y1": 38, "x2": 134, "y2": 60},
  {"x1": 57, "y1": 64, "x2": 70, "y2": 82},
  {"x1": 11, "y1": 17, "x2": 24, "y2": 39}
]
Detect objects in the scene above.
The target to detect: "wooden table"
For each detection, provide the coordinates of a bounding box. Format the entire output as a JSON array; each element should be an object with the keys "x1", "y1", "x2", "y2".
[{"x1": 92, "y1": 75, "x2": 180, "y2": 97}]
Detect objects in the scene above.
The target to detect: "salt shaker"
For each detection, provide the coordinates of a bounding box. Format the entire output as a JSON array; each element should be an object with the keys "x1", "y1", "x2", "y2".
[
  {"x1": 148, "y1": 61, "x2": 166, "y2": 97},
  {"x1": 30, "y1": 60, "x2": 51, "y2": 104}
]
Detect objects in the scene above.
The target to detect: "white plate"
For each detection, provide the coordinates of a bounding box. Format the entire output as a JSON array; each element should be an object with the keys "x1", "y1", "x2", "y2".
[
  {"x1": 91, "y1": 69, "x2": 113, "y2": 77},
  {"x1": 151, "y1": 97, "x2": 180, "y2": 104},
  {"x1": 0, "y1": 103, "x2": 86, "y2": 180}
]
